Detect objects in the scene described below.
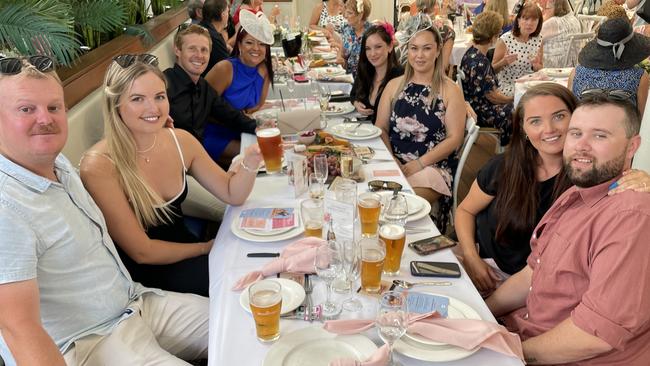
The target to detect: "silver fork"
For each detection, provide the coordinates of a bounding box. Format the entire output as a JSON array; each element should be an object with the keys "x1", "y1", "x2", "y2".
[{"x1": 304, "y1": 275, "x2": 313, "y2": 322}]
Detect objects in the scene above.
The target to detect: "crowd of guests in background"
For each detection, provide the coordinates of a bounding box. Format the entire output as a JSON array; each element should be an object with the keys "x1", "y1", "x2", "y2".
[{"x1": 3, "y1": 0, "x2": 650, "y2": 364}]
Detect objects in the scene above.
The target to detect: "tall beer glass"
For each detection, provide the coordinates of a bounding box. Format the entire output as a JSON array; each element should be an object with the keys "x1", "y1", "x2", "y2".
[
  {"x1": 256, "y1": 127, "x2": 283, "y2": 174},
  {"x1": 358, "y1": 192, "x2": 381, "y2": 237},
  {"x1": 360, "y1": 238, "x2": 385, "y2": 293},
  {"x1": 249, "y1": 280, "x2": 282, "y2": 342},
  {"x1": 379, "y1": 224, "x2": 406, "y2": 275}
]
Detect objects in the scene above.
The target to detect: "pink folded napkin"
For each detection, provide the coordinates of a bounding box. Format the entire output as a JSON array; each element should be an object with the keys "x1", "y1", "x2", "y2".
[
  {"x1": 231, "y1": 237, "x2": 326, "y2": 290},
  {"x1": 324, "y1": 311, "x2": 523, "y2": 365}
]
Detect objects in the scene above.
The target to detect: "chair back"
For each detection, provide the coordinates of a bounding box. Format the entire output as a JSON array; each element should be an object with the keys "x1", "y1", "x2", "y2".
[
  {"x1": 543, "y1": 32, "x2": 573, "y2": 68},
  {"x1": 567, "y1": 32, "x2": 595, "y2": 66},
  {"x1": 452, "y1": 117, "x2": 480, "y2": 217},
  {"x1": 576, "y1": 14, "x2": 606, "y2": 32},
  {"x1": 456, "y1": 68, "x2": 466, "y2": 99}
]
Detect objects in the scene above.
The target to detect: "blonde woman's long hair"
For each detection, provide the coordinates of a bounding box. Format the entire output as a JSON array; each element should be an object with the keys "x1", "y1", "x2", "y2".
[
  {"x1": 394, "y1": 26, "x2": 445, "y2": 107},
  {"x1": 102, "y1": 61, "x2": 175, "y2": 229},
  {"x1": 486, "y1": 0, "x2": 511, "y2": 27}
]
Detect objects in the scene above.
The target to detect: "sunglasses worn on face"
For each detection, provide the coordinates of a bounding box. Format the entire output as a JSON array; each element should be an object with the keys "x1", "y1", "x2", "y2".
[
  {"x1": 368, "y1": 180, "x2": 403, "y2": 192},
  {"x1": 0, "y1": 56, "x2": 55, "y2": 75},
  {"x1": 580, "y1": 88, "x2": 634, "y2": 102},
  {"x1": 112, "y1": 54, "x2": 159, "y2": 68}
]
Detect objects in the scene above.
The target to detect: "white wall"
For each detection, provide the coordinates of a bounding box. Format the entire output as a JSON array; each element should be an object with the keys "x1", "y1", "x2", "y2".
[{"x1": 633, "y1": 92, "x2": 650, "y2": 171}]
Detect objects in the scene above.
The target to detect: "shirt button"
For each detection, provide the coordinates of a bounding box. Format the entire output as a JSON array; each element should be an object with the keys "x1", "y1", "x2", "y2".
[
  {"x1": 536, "y1": 258, "x2": 540, "y2": 264},
  {"x1": 529, "y1": 286, "x2": 532, "y2": 291},
  {"x1": 524, "y1": 313, "x2": 529, "y2": 320}
]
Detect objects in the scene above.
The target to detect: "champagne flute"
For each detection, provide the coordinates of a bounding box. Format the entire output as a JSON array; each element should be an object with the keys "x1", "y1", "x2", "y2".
[
  {"x1": 314, "y1": 243, "x2": 343, "y2": 319},
  {"x1": 319, "y1": 84, "x2": 331, "y2": 112},
  {"x1": 286, "y1": 74, "x2": 296, "y2": 95},
  {"x1": 313, "y1": 154, "x2": 328, "y2": 185},
  {"x1": 340, "y1": 239, "x2": 362, "y2": 311},
  {"x1": 376, "y1": 291, "x2": 409, "y2": 366}
]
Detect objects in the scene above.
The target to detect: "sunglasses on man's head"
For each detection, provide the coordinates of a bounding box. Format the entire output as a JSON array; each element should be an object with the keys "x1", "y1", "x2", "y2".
[
  {"x1": 368, "y1": 180, "x2": 403, "y2": 192},
  {"x1": 580, "y1": 88, "x2": 634, "y2": 102},
  {"x1": 112, "y1": 54, "x2": 159, "y2": 68},
  {"x1": 0, "y1": 56, "x2": 55, "y2": 75}
]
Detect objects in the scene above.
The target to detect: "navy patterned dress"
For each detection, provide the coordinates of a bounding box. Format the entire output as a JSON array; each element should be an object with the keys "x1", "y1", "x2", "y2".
[
  {"x1": 460, "y1": 46, "x2": 513, "y2": 146},
  {"x1": 389, "y1": 82, "x2": 458, "y2": 228}
]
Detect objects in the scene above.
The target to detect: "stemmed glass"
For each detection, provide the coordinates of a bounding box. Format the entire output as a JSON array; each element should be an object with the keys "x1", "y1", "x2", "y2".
[
  {"x1": 313, "y1": 154, "x2": 328, "y2": 186},
  {"x1": 286, "y1": 73, "x2": 296, "y2": 95},
  {"x1": 318, "y1": 84, "x2": 331, "y2": 112},
  {"x1": 376, "y1": 291, "x2": 409, "y2": 366},
  {"x1": 340, "y1": 239, "x2": 362, "y2": 311},
  {"x1": 314, "y1": 242, "x2": 343, "y2": 319}
]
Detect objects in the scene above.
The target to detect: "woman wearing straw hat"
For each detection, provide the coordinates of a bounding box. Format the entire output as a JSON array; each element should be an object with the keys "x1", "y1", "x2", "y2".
[{"x1": 568, "y1": 17, "x2": 650, "y2": 116}]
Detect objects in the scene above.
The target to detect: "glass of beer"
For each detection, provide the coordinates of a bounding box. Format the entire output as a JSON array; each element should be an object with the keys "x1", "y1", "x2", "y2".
[
  {"x1": 300, "y1": 198, "x2": 324, "y2": 238},
  {"x1": 358, "y1": 192, "x2": 382, "y2": 237},
  {"x1": 380, "y1": 193, "x2": 408, "y2": 275},
  {"x1": 248, "y1": 279, "x2": 282, "y2": 343},
  {"x1": 256, "y1": 127, "x2": 283, "y2": 174},
  {"x1": 360, "y1": 237, "x2": 385, "y2": 294}
]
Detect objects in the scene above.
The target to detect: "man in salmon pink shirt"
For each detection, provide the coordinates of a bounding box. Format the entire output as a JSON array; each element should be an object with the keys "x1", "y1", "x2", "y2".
[{"x1": 486, "y1": 93, "x2": 650, "y2": 365}]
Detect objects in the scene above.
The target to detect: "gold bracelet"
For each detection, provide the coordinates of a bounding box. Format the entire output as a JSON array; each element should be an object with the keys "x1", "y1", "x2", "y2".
[
  {"x1": 416, "y1": 158, "x2": 425, "y2": 169},
  {"x1": 240, "y1": 160, "x2": 257, "y2": 173}
]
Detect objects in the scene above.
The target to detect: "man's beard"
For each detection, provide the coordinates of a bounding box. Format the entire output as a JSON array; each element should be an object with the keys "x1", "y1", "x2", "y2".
[{"x1": 564, "y1": 151, "x2": 626, "y2": 188}]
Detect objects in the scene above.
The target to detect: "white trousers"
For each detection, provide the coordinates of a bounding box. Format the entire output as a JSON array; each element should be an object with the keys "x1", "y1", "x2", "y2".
[{"x1": 63, "y1": 291, "x2": 208, "y2": 365}]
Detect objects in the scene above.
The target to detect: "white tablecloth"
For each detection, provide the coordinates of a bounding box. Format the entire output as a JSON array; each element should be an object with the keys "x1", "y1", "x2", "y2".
[
  {"x1": 207, "y1": 116, "x2": 524, "y2": 366},
  {"x1": 514, "y1": 77, "x2": 570, "y2": 107},
  {"x1": 451, "y1": 32, "x2": 472, "y2": 66}
]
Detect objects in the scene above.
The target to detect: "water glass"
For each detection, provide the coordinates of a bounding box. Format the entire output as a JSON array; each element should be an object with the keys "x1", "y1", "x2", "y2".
[
  {"x1": 308, "y1": 174, "x2": 324, "y2": 199},
  {"x1": 376, "y1": 291, "x2": 408, "y2": 366},
  {"x1": 249, "y1": 280, "x2": 283, "y2": 343},
  {"x1": 286, "y1": 75, "x2": 296, "y2": 95},
  {"x1": 313, "y1": 154, "x2": 328, "y2": 185},
  {"x1": 314, "y1": 242, "x2": 343, "y2": 319}
]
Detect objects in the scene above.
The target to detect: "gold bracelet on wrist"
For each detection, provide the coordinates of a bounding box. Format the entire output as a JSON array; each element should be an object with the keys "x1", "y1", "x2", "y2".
[
  {"x1": 416, "y1": 158, "x2": 425, "y2": 169},
  {"x1": 240, "y1": 160, "x2": 257, "y2": 173}
]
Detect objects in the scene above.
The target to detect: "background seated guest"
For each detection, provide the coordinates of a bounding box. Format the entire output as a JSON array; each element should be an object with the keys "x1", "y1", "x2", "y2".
[
  {"x1": 455, "y1": 83, "x2": 650, "y2": 295},
  {"x1": 492, "y1": 2, "x2": 544, "y2": 97},
  {"x1": 165, "y1": 24, "x2": 256, "y2": 167},
  {"x1": 351, "y1": 23, "x2": 404, "y2": 124},
  {"x1": 199, "y1": 0, "x2": 230, "y2": 76},
  {"x1": 188, "y1": 0, "x2": 205, "y2": 24},
  {"x1": 569, "y1": 17, "x2": 650, "y2": 116},
  {"x1": 461, "y1": 11, "x2": 514, "y2": 145},
  {"x1": 206, "y1": 10, "x2": 274, "y2": 114},
  {"x1": 486, "y1": 94, "x2": 650, "y2": 366},
  {"x1": 0, "y1": 57, "x2": 208, "y2": 365},
  {"x1": 335, "y1": 0, "x2": 372, "y2": 76},
  {"x1": 377, "y1": 13, "x2": 465, "y2": 229},
  {"x1": 80, "y1": 55, "x2": 262, "y2": 297},
  {"x1": 412, "y1": 0, "x2": 457, "y2": 74},
  {"x1": 540, "y1": 0, "x2": 581, "y2": 67},
  {"x1": 309, "y1": 0, "x2": 346, "y2": 38},
  {"x1": 597, "y1": 0, "x2": 630, "y2": 19},
  {"x1": 487, "y1": 0, "x2": 514, "y2": 34}
]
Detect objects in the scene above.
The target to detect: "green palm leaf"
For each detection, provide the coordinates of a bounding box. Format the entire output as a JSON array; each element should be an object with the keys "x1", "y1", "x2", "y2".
[
  {"x1": 0, "y1": 1, "x2": 81, "y2": 66},
  {"x1": 72, "y1": 0, "x2": 127, "y2": 33}
]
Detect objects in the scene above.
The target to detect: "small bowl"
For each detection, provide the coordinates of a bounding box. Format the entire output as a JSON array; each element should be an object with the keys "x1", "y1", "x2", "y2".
[{"x1": 298, "y1": 131, "x2": 316, "y2": 145}]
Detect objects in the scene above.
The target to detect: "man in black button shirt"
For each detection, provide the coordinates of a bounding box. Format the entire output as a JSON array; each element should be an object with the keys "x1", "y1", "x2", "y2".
[{"x1": 164, "y1": 23, "x2": 255, "y2": 166}]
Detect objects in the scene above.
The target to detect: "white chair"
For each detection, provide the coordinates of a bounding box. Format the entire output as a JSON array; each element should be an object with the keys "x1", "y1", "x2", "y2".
[
  {"x1": 452, "y1": 117, "x2": 480, "y2": 218},
  {"x1": 566, "y1": 32, "x2": 596, "y2": 66},
  {"x1": 543, "y1": 32, "x2": 573, "y2": 68},
  {"x1": 576, "y1": 14, "x2": 606, "y2": 32}
]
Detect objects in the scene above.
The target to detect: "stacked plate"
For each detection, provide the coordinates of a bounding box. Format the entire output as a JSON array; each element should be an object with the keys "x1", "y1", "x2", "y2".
[
  {"x1": 264, "y1": 327, "x2": 378, "y2": 366},
  {"x1": 329, "y1": 122, "x2": 381, "y2": 140},
  {"x1": 231, "y1": 209, "x2": 304, "y2": 243},
  {"x1": 239, "y1": 278, "x2": 305, "y2": 315},
  {"x1": 542, "y1": 67, "x2": 573, "y2": 78},
  {"x1": 395, "y1": 294, "x2": 482, "y2": 362},
  {"x1": 377, "y1": 192, "x2": 431, "y2": 222}
]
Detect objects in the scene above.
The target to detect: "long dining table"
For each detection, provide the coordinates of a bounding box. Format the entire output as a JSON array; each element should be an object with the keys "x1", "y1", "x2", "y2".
[{"x1": 207, "y1": 110, "x2": 524, "y2": 366}]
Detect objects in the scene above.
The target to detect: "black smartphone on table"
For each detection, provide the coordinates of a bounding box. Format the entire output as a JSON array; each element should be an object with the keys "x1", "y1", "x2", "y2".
[
  {"x1": 410, "y1": 261, "x2": 461, "y2": 278},
  {"x1": 408, "y1": 235, "x2": 457, "y2": 256}
]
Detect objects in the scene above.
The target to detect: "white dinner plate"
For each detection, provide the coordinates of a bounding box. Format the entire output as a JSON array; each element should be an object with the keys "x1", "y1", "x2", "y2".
[
  {"x1": 322, "y1": 102, "x2": 355, "y2": 116},
  {"x1": 542, "y1": 67, "x2": 572, "y2": 77},
  {"x1": 329, "y1": 123, "x2": 382, "y2": 140},
  {"x1": 231, "y1": 213, "x2": 303, "y2": 243},
  {"x1": 263, "y1": 326, "x2": 378, "y2": 366},
  {"x1": 314, "y1": 51, "x2": 337, "y2": 60},
  {"x1": 243, "y1": 225, "x2": 294, "y2": 237},
  {"x1": 312, "y1": 66, "x2": 345, "y2": 76},
  {"x1": 239, "y1": 278, "x2": 305, "y2": 315},
  {"x1": 377, "y1": 191, "x2": 431, "y2": 223},
  {"x1": 395, "y1": 294, "x2": 481, "y2": 362}
]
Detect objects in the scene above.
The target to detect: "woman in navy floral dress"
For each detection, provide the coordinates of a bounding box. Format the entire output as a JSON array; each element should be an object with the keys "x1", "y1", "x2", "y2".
[
  {"x1": 460, "y1": 11, "x2": 514, "y2": 145},
  {"x1": 377, "y1": 14, "x2": 466, "y2": 229}
]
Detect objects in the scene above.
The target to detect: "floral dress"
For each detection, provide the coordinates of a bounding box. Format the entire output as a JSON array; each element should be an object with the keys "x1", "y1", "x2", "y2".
[
  {"x1": 389, "y1": 82, "x2": 458, "y2": 228},
  {"x1": 460, "y1": 46, "x2": 513, "y2": 145},
  {"x1": 342, "y1": 21, "x2": 372, "y2": 76},
  {"x1": 496, "y1": 32, "x2": 542, "y2": 97}
]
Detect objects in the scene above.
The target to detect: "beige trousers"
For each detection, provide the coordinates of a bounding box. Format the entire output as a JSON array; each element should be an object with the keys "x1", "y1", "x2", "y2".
[{"x1": 63, "y1": 291, "x2": 208, "y2": 366}]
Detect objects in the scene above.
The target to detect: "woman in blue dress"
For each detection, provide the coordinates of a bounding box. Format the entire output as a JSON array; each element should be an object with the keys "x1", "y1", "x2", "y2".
[
  {"x1": 376, "y1": 13, "x2": 466, "y2": 229},
  {"x1": 204, "y1": 10, "x2": 274, "y2": 162}
]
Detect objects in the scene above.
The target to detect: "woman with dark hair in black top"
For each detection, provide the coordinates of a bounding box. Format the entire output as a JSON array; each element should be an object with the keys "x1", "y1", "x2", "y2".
[{"x1": 351, "y1": 22, "x2": 404, "y2": 124}]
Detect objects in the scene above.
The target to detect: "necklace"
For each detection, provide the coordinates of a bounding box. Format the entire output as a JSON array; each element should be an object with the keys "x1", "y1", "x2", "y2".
[{"x1": 136, "y1": 134, "x2": 157, "y2": 163}]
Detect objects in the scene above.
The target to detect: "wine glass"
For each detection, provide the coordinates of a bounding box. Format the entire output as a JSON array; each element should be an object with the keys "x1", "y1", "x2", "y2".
[
  {"x1": 313, "y1": 154, "x2": 328, "y2": 185},
  {"x1": 340, "y1": 239, "x2": 362, "y2": 311},
  {"x1": 314, "y1": 242, "x2": 343, "y2": 319},
  {"x1": 286, "y1": 74, "x2": 296, "y2": 95},
  {"x1": 318, "y1": 84, "x2": 331, "y2": 112},
  {"x1": 376, "y1": 291, "x2": 409, "y2": 366}
]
